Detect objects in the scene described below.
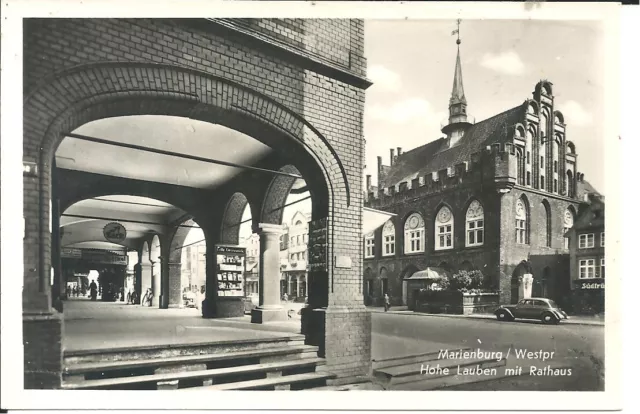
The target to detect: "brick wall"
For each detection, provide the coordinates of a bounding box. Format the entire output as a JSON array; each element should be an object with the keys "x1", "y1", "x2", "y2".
[
  {"x1": 24, "y1": 17, "x2": 370, "y2": 385},
  {"x1": 499, "y1": 188, "x2": 581, "y2": 304}
]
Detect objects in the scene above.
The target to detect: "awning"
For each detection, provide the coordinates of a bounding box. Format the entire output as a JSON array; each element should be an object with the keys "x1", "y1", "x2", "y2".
[
  {"x1": 363, "y1": 207, "x2": 396, "y2": 235},
  {"x1": 404, "y1": 267, "x2": 450, "y2": 280}
]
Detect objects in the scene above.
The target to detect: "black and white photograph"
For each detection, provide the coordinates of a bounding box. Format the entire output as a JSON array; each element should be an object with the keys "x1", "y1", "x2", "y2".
[{"x1": 0, "y1": 1, "x2": 627, "y2": 411}]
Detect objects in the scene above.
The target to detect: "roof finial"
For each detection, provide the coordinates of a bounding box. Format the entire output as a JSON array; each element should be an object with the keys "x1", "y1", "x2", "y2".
[{"x1": 452, "y1": 18, "x2": 461, "y2": 45}]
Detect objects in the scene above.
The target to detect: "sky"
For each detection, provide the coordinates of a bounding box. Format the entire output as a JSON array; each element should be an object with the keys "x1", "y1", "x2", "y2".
[{"x1": 363, "y1": 19, "x2": 606, "y2": 193}]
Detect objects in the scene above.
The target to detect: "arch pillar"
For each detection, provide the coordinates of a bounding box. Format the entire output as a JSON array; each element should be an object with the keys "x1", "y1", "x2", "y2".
[{"x1": 251, "y1": 223, "x2": 287, "y2": 323}]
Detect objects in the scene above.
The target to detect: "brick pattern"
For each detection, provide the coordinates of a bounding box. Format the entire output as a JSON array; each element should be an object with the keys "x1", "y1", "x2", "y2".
[
  {"x1": 24, "y1": 18, "x2": 370, "y2": 384},
  {"x1": 220, "y1": 192, "x2": 250, "y2": 245},
  {"x1": 23, "y1": 315, "x2": 63, "y2": 389}
]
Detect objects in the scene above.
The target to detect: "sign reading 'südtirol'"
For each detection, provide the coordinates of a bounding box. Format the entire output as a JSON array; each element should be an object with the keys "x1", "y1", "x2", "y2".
[{"x1": 103, "y1": 222, "x2": 127, "y2": 243}]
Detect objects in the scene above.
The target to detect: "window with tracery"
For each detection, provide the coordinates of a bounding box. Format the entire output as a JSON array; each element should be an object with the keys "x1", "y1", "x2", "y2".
[
  {"x1": 466, "y1": 201, "x2": 484, "y2": 247},
  {"x1": 382, "y1": 220, "x2": 396, "y2": 256},
  {"x1": 515, "y1": 199, "x2": 529, "y2": 244},
  {"x1": 404, "y1": 213, "x2": 425, "y2": 254},
  {"x1": 435, "y1": 206, "x2": 454, "y2": 250}
]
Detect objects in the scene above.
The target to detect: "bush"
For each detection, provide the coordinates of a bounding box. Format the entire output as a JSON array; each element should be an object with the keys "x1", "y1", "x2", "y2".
[{"x1": 446, "y1": 270, "x2": 490, "y2": 293}]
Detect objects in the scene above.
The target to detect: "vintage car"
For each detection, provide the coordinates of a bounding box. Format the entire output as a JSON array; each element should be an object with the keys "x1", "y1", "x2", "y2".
[{"x1": 494, "y1": 298, "x2": 569, "y2": 324}]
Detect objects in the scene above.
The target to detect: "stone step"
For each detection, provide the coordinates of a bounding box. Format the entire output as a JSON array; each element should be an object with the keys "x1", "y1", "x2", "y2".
[
  {"x1": 372, "y1": 347, "x2": 472, "y2": 370},
  {"x1": 64, "y1": 344, "x2": 318, "y2": 377},
  {"x1": 308, "y1": 377, "x2": 381, "y2": 391},
  {"x1": 196, "y1": 372, "x2": 336, "y2": 390},
  {"x1": 62, "y1": 357, "x2": 326, "y2": 390},
  {"x1": 374, "y1": 357, "x2": 506, "y2": 387},
  {"x1": 64, "y1": 335, "x2": 306, "y2": 364}
]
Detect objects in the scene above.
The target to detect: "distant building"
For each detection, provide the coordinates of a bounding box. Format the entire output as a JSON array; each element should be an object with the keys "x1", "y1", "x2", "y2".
[
  {"x1": 240, "y1": 210, "x2": 311, "y2": 302},
  {"x1": 567, "y1": 193, "x2": 605, "y2": 314},
  {"x1": 363, "y1": 36, "x2": 602, "y2": 309},
  {"x1": 243, "y1": 233, "x2": 260, "y2": 296},
  {"x1": 280, "y1": 211, "x2": 311, "y2": 301}
]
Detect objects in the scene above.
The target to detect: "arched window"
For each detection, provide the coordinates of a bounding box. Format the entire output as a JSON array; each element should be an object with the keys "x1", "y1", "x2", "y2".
[
  {"x1": 516, "y1": 148, "x2": 525, "y2": 186},
  {"x1": 435, "y1": 206, "x2": 454, "y2": 250},
  {"x1": 552, "y1": 137, "x2": 560, "y2": 194},
  {"x1": 515, "y1": 198, "x2": 529, "y2": 244},
  {"x1": 364, "y1": 232, "x2": 375, "y2": 258},
  {"x1": 404, "y1": 212, "x2": 425, "y2": 254},
  {"x1": 564, "y1": 208, "x2": 575, "y2": 249},
  {"x1": 541, "y1": 201, "x2": 551, "y2": 247},
  {"x1": 525, "y1": 128, "x2": 534, "y2": 186},
  {"x1": 382, "y1": 220, "x2": 396, "y2": 256},
  {"x1": 466, "y1": 200, "x2": 484, "y2": 247},
  {"x1": 566, "y1": 170, "x2": 575, "y2": 197}
]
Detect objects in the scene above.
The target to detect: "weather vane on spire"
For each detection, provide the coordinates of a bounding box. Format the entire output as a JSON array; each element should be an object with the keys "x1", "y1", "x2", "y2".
[{"x1": 451, "y1": 19, "x2": 462, "y2": 45}]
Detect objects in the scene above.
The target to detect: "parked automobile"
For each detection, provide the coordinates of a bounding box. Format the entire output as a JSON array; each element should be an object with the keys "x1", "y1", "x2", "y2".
[{"x1": 494, "y1": 298, "x2": 568, "y2": 324}]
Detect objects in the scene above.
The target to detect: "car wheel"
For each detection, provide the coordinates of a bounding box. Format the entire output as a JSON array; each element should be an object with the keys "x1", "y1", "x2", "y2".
[
  {"x1": 496, "y1": 310, "x2": 511, "y2": 321},
  {"x1": 541, "y1": 312, "x2": 557, "y2": 325}
]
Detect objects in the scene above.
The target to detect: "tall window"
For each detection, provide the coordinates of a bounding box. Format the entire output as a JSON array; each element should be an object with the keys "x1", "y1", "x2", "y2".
[
  {"x1": 567, "y1": 170, "x2": 575, "y2": 197},
  {"x1": 382, "y1": 220, "x2": 396, "y2": 256},
  {"x1": 541, "y1": 202, "x2": 551, "y2": 247},
  {"x1": 526, "y1": 172, "x2": 531, "y2": 186},
  {"x1": 466, "y1": 200, "x2": 484, "y2": 247},
  {"x1": 600, "y1": 258, "x2": 605, "y2": 279},
  {"x1": 579, "y1": 233, "x2": 595, "y2": 249},
  {"x1": 541, "y1": 175, "x2": 545, "y2": 190},
  {"x1": 515, "y1": 198, "x2": 528, "y2": 244},
  {"x1": 601, "y1": 232, "x2": 605, "y2": 247},
  {"x1": 564, "y1": 209, "x2": 574, "y2": 249},
  {"x1": 516, "y1": 149, "x2": 525, "y2": 186},
  {"x1": 404, "y1": 213, "x2": 425, "y2": 254},
  {"x1": 364, "y1": 232, "x2": 375, "y2": 258},
  {"x1": 579, "y1": 259, "x2": 596, "y2": 279},
  {"x1": 435, "y1": 206, "x2": 454, "y2": 250},
  {"x1": 554, "y1": 179, "x2": 558, "y2": 193}
]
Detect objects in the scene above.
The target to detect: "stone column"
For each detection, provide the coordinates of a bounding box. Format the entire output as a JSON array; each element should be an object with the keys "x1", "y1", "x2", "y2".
[{"x1": 251, "y1": 223, "x2": 287, "y2": 323}]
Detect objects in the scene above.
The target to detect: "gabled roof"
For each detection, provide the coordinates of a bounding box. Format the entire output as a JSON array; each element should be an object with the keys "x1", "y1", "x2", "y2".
[
  {"x1": 383, "y1": 105, "x2": 525, "y2": 188},
  {"x1": 573, "y1": 195, "x2": 605, "y2": 231},
  {"x1": 577, "y1": 179, "x2": 602, "y2": 201}
]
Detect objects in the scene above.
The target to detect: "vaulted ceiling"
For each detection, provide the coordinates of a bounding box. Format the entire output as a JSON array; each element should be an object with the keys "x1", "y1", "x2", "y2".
[{"x1": 57, "y1": 115, "x2": 305, "y2": 251}]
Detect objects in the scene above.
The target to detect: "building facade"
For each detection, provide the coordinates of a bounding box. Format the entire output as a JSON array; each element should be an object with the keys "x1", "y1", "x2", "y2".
[
  {"x1": 280, "y1": 211, "x2": 311, "y2": 301},
  {"x1": 363, "y1": 38, "x2": 601, "y2": 309},
  {"x1": 567, "y1": 194, "x2": 605, "y2": 314}
]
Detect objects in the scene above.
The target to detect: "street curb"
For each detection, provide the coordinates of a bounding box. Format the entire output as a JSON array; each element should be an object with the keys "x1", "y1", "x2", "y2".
[{"x1": 368, "y1": 309, "x2": 604, "y2": 327}]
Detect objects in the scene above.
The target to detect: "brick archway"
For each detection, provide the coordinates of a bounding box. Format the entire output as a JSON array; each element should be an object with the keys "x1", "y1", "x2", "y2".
[
  {"x1": 220, "y1": 192, "x2": 251, "y2": 245},
  {"x1": 167, "y1": 218, "x2": 204, "y2": 308},
  {"x1": 24, "y1": 62, "x2": 349, "y2": 308}
]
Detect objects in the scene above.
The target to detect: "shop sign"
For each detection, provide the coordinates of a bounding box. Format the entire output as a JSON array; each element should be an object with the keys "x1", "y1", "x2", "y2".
[
  {"x1": 61, "y1": 247, "x2": 82, "y2": 259},
  {"x1": 216, "y1": 245, "x2": 246, "y2": 256},
  {"x1": 82, "y1": 250, "x2": 128, "y2": 265},
  {"x1": 577, "y1": 279, "x2": 605, "y2": 290},
  {"x1": 103, "y1": 222, "x2": 127, "y2": 244}
]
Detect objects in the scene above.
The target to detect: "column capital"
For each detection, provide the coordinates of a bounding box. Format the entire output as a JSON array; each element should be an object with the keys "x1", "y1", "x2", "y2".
[{"x1": 257, "y1": 223, "x2": 284, "y2": 235}]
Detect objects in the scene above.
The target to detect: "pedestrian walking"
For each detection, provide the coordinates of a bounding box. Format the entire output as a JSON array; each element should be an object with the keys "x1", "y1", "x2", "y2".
[
  {"x1": 384, "y1": 293, "x2": 390, "y2": 312},
  {"x1": 283, "y1": 292, "x2": 288, "y2": 303}
]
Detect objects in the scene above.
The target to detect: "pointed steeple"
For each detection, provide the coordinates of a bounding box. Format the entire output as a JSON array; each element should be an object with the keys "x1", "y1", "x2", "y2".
[
  {"x1": 441, "y1": 19, "x2": 473, "y2": 147},
  {"x1": 450, "y1": 46, "x2": 467, "y2": 107}
]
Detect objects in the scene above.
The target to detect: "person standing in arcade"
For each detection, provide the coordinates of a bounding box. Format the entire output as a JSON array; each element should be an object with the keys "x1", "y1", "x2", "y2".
[{"x1": 89, "y1": 280, "x2": 98, "y2": 301}]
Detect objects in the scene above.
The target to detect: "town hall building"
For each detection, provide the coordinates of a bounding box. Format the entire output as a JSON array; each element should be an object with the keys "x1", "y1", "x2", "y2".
[{"x1": 363, "y1": 35, "x2": 602, "y2": 310}]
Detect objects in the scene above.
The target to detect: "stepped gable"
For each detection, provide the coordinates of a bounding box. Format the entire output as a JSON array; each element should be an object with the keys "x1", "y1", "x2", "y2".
[{"x1": 383, "y1": 105, "x2": 524, "y2": 188}]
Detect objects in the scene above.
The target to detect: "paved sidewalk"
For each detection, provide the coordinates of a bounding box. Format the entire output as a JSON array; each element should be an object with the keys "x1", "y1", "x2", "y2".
[{"x1": 368, "y1": 306, "x2": 605, "y2": 326}]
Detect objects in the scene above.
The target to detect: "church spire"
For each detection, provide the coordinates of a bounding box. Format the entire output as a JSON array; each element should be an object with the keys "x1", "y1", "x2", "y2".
[
  {"x1": 441, "y1": 19, "x2": 473, "y2": 147},
  {"x1": 449, "y1": 19, "x2": 466, "y2": 108}
]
